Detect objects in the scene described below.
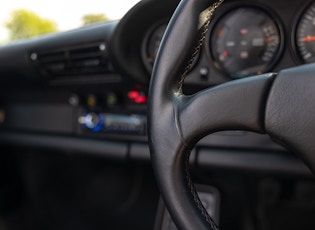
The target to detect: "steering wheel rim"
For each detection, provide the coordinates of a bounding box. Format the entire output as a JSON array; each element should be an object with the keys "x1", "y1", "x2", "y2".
[{"x1": 148, "y1": 0, "x2": 315, "y2": 229}]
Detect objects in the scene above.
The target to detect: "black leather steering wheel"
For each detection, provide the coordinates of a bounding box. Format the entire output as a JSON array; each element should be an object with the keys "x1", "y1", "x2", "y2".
[{"x1": 148, "y1": 0, "x2": 315, "y2": 229}]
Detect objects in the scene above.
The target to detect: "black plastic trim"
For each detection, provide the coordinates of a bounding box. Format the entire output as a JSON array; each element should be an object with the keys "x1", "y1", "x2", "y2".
[
  {"x1": 0, "y1": 131, "x2": 310, "y2": 176},
  {"x1": 0, "y1": 131, "x2": 128, "y2": 160},
  {"x1": 197, "y1": 148, "x2": 311, "y2": 176}
]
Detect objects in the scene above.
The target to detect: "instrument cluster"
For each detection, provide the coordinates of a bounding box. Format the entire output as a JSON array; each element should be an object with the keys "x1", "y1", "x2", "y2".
[{"x1": 141, "y1": 1, "x2": 315, "y2": 80}]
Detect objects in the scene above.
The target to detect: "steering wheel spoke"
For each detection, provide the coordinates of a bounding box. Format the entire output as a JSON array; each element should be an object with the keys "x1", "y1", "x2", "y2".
[
  {"x1": 266, "y1": 64, "x2": 315, "y2": 173},
  {"x1": 178, "y1": 74, "x2": 274, "y2": 144}
]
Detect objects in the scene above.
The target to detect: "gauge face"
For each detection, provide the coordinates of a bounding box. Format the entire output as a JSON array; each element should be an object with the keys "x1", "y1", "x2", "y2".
[
  {"x1": 210, "y1": 7, "x2": 281, "y2": 79},
  {"x1": 144, "y1": 24, "x2": 168, "y2": 70},
  {"x1": 143, "y1": 23, "x2": 199, "y2": 72},
  {"x1": 296, "y1": 2, "x2": 315, "y2": 63}
]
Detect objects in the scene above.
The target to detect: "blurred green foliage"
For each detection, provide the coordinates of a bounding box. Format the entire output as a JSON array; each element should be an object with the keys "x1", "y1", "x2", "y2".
[
  {"x1": 82, "y1": 13, "x2": 109, "y2": 26},
  {"x1": 5, "y1": 9, "x2": 58, "y2": 41}
]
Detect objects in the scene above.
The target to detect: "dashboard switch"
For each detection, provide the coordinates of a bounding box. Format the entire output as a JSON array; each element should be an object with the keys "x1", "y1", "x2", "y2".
[{"x1": 200, "y1": 67, "x2": 209, "y2": 80}]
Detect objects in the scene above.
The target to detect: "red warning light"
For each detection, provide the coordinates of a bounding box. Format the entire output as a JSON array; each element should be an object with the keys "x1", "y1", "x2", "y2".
[
  {"x1": 128, "y1": 91, "x2": 139, "y2": 100},
  {"x1": 128, "y1": 91, "x2": 147, "y2": 104}
]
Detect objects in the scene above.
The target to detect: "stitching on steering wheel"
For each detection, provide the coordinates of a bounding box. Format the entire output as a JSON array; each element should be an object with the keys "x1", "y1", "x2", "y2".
[
  {"x1": 185, "y1": 150, "x2": 219, "y2": 229},
  {"x1": 180, "y1": 1, "x2": 224, "y2": 228},
  {"x1": 177, "y1": 0, "x2": 224, "y2": 93}
]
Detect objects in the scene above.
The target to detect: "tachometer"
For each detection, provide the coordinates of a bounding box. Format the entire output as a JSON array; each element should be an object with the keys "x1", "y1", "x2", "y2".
[
  {"x1": 296, "y1": 2, "x2": 315, "y2": 63},
  {"x1": 210, "y1": 7, "x2": 282, "y2": 79}
]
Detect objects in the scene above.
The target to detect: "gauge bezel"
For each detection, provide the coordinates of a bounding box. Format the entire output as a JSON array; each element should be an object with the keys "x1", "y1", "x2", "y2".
[
  {"x1": 141, "y1": 20, "x2": 201, "y2": 75},
  {"x1": 291, "y1": 0, "x2": 315, "y2": 64},
  {"x1": 141, "y1": 20, "x2": 169, "y2": 73},
  {"x1": 206, "y1": 3, "x2": 285, "y2": 79}
]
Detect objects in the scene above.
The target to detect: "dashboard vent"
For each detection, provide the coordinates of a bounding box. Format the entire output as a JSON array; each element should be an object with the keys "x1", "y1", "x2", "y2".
[{"x1": 31, "y1": 42, "x2": 116, "y2": 83}]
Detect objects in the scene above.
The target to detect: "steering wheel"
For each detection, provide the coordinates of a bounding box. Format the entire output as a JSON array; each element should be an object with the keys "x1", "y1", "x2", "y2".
[{"x1": 147, "y1": 0, "x2": 315, "y2": 229}]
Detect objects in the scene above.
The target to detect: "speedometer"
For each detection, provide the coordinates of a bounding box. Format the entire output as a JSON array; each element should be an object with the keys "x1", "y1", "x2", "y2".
[
  {"x1": 295, "y1": 2, "x2": 315, "y2": 63},
  {"x1": 210, "y1": 7, "x2": 282, "y2": 79}
]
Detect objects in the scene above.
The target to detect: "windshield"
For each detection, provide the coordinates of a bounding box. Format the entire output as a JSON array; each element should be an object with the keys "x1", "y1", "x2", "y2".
[{"x1": 0, "y1": 0, "x2": 141, "y2": 44}]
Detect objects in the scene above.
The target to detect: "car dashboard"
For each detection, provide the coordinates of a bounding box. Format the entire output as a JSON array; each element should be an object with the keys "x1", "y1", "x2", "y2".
[{"x1": 0, "y1": 0, "x2": 314, "y2": 229}]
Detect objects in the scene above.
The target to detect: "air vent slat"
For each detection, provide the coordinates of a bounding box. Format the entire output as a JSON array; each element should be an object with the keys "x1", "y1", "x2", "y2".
[
  {"x1": 70, "y1": 53, "x2": 103, "y2": 60},
  {"x1": 46, "y1": 63, "x2": 66, "y2": 72},
  {"x1": 73, "y1": 58, "x2": 102, "y2": 68},
  {"x1": 38, "y1": 52, "x2": 67, "y2": 63}
]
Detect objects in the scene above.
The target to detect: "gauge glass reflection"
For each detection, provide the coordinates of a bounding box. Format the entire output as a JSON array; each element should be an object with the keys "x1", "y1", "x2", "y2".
[
  {"x1": 145, "y1": 24, "x2": 167, "y2": 69},
  {"x1": 296, "y1": 2, "x2": 315, "y2": 63},
  {"x1": 210, "y1": 7, "x2": 281, "y2": 79}
]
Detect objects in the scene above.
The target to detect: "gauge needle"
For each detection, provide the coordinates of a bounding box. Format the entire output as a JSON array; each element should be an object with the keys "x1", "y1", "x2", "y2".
[
  {"x1": 265, "y1": 37, "x2": 273, "y2": 43},
  {"x1": 219, "y1": 51, "x2": 228, "y2": 61},
  {"x1": 222, "y1": 51, "x2": 228, "y2": 57},
  {"x1": 302, "y1": 36, "x2": 315, "y2": 42}
]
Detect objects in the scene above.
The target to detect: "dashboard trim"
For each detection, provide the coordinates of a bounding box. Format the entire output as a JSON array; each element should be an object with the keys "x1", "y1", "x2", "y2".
[{"x1": 0, "y1": 131, "x2": 310, "y2": 176}]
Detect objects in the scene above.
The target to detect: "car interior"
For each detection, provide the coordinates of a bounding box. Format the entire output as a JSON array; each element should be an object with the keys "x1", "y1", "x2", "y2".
[{"x1": 0, "y1": 0, "x2": 315, "y2": 229}]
